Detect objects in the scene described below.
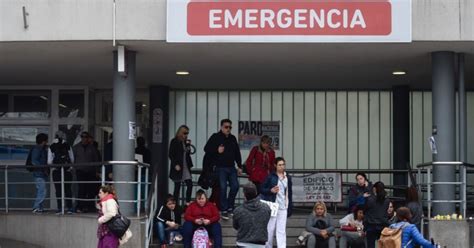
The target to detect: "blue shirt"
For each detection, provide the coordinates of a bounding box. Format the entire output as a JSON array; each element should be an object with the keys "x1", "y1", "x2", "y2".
[{"x1": 31, "y1": 145, "x2": 48, "y2": 178}]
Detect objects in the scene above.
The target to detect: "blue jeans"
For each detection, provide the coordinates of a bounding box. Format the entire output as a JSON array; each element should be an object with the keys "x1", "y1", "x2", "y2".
[
  {"x1": 216, "y1": 167, "x2": 239, "y2": 212},
  {"x1": 182, "y1": 221, "x2": 222, "y2": 248},
  {"x1": 156, "y1": 221, "x2": 182, "y2": 245},
  {"x1": 33, "y1": 176, "x2": 47, "y2": 210}
]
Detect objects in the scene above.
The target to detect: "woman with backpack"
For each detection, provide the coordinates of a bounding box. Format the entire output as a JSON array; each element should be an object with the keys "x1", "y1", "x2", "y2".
[
  {"x1": 305, "y1": 201, "x2": 336, "y2": 248},
  {"x1": 387, "y1": 207, "x2": 434, "y2": 248},
  {"x1": 97, "y1": 185, "x2": 132, "y2": 248},
  {"x1": 364, "y1": 181, "x2": 390, "y2": 248},
  {"x1": 169, "y1": 125, "x2": 194, "y2": 205},
  {"x1": 261, "y1": 157, "x2": 293, "y2": 248},
  {"x1": 245, "y1": 135, "x2": 275, "y2": 195},
  {"x1": 182, "y1": 189, "x2": 222, "y2": 248}
]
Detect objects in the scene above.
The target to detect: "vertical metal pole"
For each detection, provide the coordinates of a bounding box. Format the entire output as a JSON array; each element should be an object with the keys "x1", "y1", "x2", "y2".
[
  {"x1": 5, "y1": 168, "x2": 8, "y2": 213},
  {"x1": 145, "y1": 166, "x2": 149, "y2": 211},
  {"x1": 101, "y1": 165, "x2": 106, "y2": 186},
  {"x1": 61, "y1": 166, "x2": 65, "y2": 215},
  {"x1": 137, "y1": 166, "x2": 142, "y2": 217},
  {"x1": 427, "y1": 167, "x2": 431, "y2": 218},
  {"x1": 462, "y1": 165, "x2": 467, "y2": 218}
]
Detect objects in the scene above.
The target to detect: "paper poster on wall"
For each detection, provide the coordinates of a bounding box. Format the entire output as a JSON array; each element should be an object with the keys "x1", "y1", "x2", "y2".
[
  {"x1": 238, "y1": 121, "x2": 280, "y2": 150},
  {"x1": 153, "y1": 108, "x2": 164, "y2": 143},
  {"x1": 293, "y1": 173, "x2": 342, "y2": 202},
  {"x1": 129, "y1": 121, "x2": 137, "y2": 140}
]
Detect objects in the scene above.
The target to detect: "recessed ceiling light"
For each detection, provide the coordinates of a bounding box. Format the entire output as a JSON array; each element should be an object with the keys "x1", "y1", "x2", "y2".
[
  {"x1": 176, "y1": 71, "x2": 190, "y2": 76},
  {"x1": 392, "y1": 71, "x2": 406, "y2": 75},
  {"x1": 142, "y1": 104, "x2": 147, "y2": 107}
]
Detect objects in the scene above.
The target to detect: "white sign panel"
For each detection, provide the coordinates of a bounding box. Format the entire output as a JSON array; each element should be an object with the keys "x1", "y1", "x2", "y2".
[
  {"x1": 293, "y1": 173, "x2": 342, "y2": 202},
  {"x1": 167, "y1": 0, "x2": 412, "y2": 43}
]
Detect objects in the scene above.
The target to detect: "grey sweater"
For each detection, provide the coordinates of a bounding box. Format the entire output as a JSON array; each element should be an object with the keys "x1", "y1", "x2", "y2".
[
  {"x1": 233, "y1": 198, "x2": 271, "y2": 244},
  {"x1": 305, "y1": 213, "x2": 336, "y2": 236}
]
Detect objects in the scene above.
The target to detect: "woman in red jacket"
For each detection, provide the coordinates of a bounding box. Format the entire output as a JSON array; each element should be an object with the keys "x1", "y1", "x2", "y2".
[
  {"x1": 182, "y1": 190, "x2": 222, "y2": 248},
  {"x1": 245, "y1": 135, "x2": 275, "y2": 195}
]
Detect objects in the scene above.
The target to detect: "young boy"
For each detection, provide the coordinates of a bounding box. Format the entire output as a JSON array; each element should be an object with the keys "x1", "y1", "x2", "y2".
[{"x1": 156, "y1": 195, "x2": 183, "y2": 247}]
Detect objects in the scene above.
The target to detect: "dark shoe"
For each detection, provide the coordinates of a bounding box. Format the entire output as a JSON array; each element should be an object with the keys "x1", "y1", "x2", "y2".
[{"x1": 221, "y1": 211, "x2": 229, "y2": 220}]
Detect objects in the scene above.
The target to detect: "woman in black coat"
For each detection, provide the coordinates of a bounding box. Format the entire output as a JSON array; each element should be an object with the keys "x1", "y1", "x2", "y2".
[{"x1": 169, "y1": 125, "x2": 194, "y2": 204}]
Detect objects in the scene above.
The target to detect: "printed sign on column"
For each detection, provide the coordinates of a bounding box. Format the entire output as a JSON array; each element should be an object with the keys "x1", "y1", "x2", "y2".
[
  {"x1": 167, "y1": 0, "x2": 412, "y2": 42},
  {"x1": 293, "y1": 173, "x2": 342, "y2": 202}
]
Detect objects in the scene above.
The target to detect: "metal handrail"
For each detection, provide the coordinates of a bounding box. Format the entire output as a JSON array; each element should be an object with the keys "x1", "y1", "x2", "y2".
[
  {"x1": 0, "y1": 161, "x2": 150, "y2": 217},
  {"x1": 416, "y1": 161, "x2": 470, "y2": 218}
]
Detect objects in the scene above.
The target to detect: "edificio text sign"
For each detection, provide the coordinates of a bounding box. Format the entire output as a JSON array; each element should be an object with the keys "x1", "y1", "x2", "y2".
[{"x1": 293, "y1": 172, "x2": 342, "y2": 202}]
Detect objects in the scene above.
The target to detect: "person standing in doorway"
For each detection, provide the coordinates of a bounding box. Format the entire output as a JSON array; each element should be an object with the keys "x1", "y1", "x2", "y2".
[
  {"x1": 73, "y1": 131, "x2": 100, "y2": 213},
  {"x1": 261, "y1": 157, "x2": 293, "y2": 248},
  {"x1": 135, "y1": 136, "x2": 151, "y2": 164},
  {"x1": 30, "y1": 133, "x2": 49, "y2": 214},
  {"x1": 204, "y1": 119, "x2": 242, "y2": 220},
  {"x1": 169, "y1": 125, "x2": 194, "y2": 205},
  {"x1": 48, "y1": 130, "x2": 74, "y2": 214},
  {"x1": 245, "y1": 135, "x2": 275, "y2": 195}
]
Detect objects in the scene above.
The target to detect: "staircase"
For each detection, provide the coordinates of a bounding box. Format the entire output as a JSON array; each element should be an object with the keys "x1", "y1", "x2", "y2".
[{"x1": 150, "y1": 211, "x2": 347, "y2": 248}]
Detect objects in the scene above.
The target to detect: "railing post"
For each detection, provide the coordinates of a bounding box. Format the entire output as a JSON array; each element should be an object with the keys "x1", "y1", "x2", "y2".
[
  {"x1": 101, "y1": 165, "x2": 106, "y2": 186},
  {"x1": 461, "y1": 164, "x2": 467, "y2": 218},
  {"x1": 145, "y1": 166, "x2": 149, "y2": 212},
  {"x1": 427, "y1": 167, "x2": 432, "y2": 218},
  {"x1": 61, "y1": 166, "x2": 65, "y2": 215},
  {"x1": 137, "y1": 165, "x2": 142, "y2": 217},
  {"x1": 5, "y1": 167, "x2": 8, "y2": 213}
]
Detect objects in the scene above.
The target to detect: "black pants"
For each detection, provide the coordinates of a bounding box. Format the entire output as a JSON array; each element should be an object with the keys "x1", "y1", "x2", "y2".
[
  {"x1": 174, "y1": 180, "x2": 193, "y2": 203},
  {"x1": 52, "y1": 169, "x2": 73, "y2": 210},
  {"x1": 76, "y1": 170, "x2": 98, "y2": 212}
]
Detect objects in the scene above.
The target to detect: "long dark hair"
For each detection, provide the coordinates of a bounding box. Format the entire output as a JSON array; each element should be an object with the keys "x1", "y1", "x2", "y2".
[
  {"x1": 406, "y1": 186, "x2": 419, "y2": 203},
  {"x1": 373, "y1": 181, "x2": 387, "y2": 203}
]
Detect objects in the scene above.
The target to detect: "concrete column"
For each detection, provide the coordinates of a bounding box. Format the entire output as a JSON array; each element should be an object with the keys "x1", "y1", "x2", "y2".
[
  {"x1": 148, "y1": 86, "x2": 170, "y2": 206},
  {"x1": 113, "y1": 49, "x2": 136, "y2": 216},
  {"x1": 392, "y1": 85, "x2": 410, "y2": 196},
  {"x1": 458, "y1": 53, "x2": 467, "y2": 216},
  {"x1": 431, "y1": 51, "x2": 456, "y2": 215}
]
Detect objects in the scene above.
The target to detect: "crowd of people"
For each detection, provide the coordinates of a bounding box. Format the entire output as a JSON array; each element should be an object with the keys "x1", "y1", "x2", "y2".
[
  {"x1": 154, "y1": 118, "x2": 436, "y2": 248},
  {"x1": 28, "y1": 118, "x2": 435, "y2": 248}
]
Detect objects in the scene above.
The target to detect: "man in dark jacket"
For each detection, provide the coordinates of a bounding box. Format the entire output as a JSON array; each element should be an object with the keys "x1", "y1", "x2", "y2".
[
  {"x1": 233, "y1": 182, "x2": 271, "y2": 247},
  {"x1": 204, "y1": 119, "x2": 242, "y2": 220},
  {"x1": 73, "y1": 131, "x2": 100, "y2": 212}
]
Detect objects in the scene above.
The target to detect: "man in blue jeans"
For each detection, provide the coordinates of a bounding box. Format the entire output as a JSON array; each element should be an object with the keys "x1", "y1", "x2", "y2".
[
  {"x1": 204, "y1": 119, "x2": 242, "y2": 220},
  {"x1": 30, "y1": 133, "x2": 49, "y2": 213}
]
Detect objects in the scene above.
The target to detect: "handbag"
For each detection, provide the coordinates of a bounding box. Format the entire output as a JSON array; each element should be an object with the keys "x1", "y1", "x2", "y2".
[
  {"x1": 341, "y1": 225, "x2": 358, "y2": 232},
  {"x1": 106, "y1": 205, "x2": 131, "y2": 238}
]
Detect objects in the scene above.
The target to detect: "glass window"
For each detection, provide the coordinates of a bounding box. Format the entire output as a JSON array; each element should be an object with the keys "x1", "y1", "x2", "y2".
[
  {"x1": 0, "y1": 91, "x2": 50, "y2": 119},
  {"x1": 0, "y1": 126, "x2": 49, "y2": 160},
  {"x1": 59, "y1": 90, "x2": 85, "y2": 118}
]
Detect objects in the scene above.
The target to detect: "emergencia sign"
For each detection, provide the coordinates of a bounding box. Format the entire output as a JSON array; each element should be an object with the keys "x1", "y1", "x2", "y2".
[{"x1": 167, "y1": 0, "x2": 411, "y2": 42}]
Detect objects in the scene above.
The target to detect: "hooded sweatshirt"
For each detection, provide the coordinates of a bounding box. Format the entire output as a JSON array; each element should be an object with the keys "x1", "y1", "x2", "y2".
[
  {"x1": 389, "y1": 222, "x2": 434, "y2": 248},
  {"x1": 233, "y1": 198, "x2": 271, "y2": 245}
]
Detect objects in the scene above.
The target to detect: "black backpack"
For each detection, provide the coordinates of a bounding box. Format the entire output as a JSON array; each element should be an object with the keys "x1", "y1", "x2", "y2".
[
  {"x1": 50, "y1": 142, "x2": 71, "y2": 164},
  {"x1": 314, "y1": 219, "x2": 330, "y2": 248}
]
